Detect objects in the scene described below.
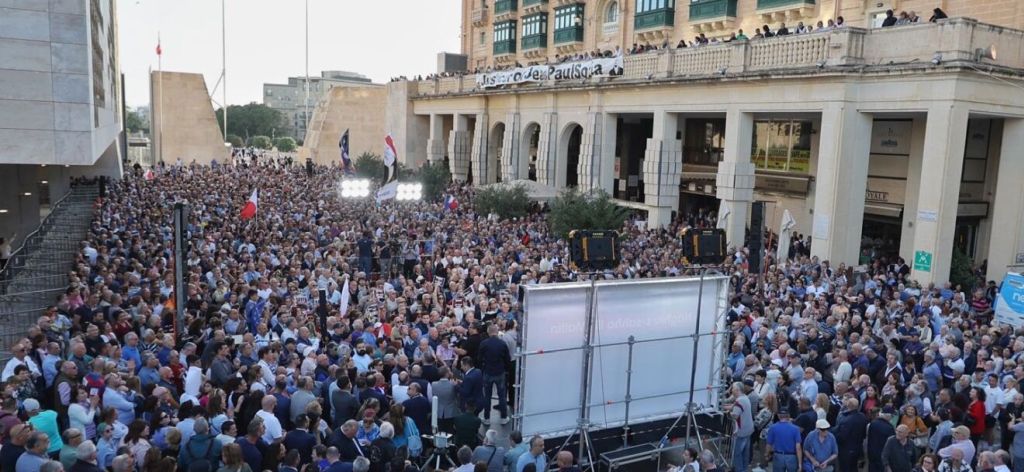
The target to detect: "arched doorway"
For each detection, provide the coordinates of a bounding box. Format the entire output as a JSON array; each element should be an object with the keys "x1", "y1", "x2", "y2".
[
  {"x1": 560, "y1": 124, "x2": 583, "y2": 187},
  {"x1": 488, "y1": 123, "x2": 505, "y2": 183},
  {"x1": 521, "y1": 122, "x2": 541, "y2": 181}
]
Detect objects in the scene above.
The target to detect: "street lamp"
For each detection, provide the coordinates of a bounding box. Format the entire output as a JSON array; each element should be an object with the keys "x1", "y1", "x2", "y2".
[{"x1": 339, "y1": 179, "x2": 371, "y2": 198}]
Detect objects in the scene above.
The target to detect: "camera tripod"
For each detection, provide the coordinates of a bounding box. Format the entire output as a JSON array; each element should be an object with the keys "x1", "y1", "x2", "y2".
[{"x1": 419, "y1": 432, "x2": 457, "y2": 471}]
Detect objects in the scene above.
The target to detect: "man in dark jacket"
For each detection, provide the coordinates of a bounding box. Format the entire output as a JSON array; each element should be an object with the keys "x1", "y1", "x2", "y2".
[
  {"x1": 331, "y1": 375, "x2": 360, "y2": 429},
  {"x1": 477, "y1": 324, "x2": 511, "y2": 425},
  {"x1": 283, "y1": 414, "x2": 317, "y2": 466},
  {"x1": 881, "y1": 425, "x2": 917, "y2": 472},
  {"x1": 179, "y1": 418, "x2": 223, "y2": 471},
  {"x1": 402, "y1": 383, "x2": 432, "y2": 435},
  {"x1": 832, "y1": 398, "x2": 869, "y2": 472},
  {"x1": 866, "y1": 407, "x2": 896, "y2": 472},
  {"x1": 458, "y1": 357, "x2": 485, "y2": 415}
]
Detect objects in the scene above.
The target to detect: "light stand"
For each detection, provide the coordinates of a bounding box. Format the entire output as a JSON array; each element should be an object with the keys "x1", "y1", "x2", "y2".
[{"x1": 421, "y1": 396, "x2": 456, "y2": 471}]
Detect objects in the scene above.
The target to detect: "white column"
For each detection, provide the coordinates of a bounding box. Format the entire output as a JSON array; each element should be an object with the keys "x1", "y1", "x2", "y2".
[
  {"x1": 986, "y1": 118, "x2": 1024, "y2": 281},
  {"x1": 910, "y1": 103, "x2": 969, "y2": 284},
  {"x1": 470, "y1": 113, "x2": 489, "y2": 185},
  {"x1": 426, "y1": 114, "x2": 446, "y2": 164},
  {"x1": 643, "y1": 110, "x2": 683, "y2": 228},
  {"x1": 810, "y1": 104, "x2": 873, "y2": 266},
  {"x1": 717, "y1": 108, "x2": 755, "y2": 251},
  {"x1": 448, "y1": 114, "x2": 471, "y2": 182},
  {"x1": 899, "y1": 117, "x2": 927, "y2": 261},
  {"x1": 577, "y1": 112, "x2": 603, "y2": 191},
  {"x1": 535, "y1": 113, "x2": 558, "y2": 186},
  {"x1": 500, "y1": 113, "x2": 520, "y2": 182},
  {"x1": 599, "y1": 113, "x2": 617, "y2": 194}
]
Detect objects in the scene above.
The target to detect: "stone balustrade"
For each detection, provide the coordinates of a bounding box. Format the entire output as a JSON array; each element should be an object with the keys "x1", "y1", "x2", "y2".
[{"x1": 409, "y1": 18, "x2": 1023, "y2": 97}]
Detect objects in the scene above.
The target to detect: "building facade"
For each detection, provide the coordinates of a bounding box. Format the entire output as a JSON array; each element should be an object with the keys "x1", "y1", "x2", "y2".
[
  {"x1": 386, "y1": 10, "x2": 1024, "y2": 287},
  {"x1": 0, "y1": 0, "x2": 123, "y2": 242},
  {"x1": 263, "y1": 71, "x2": 373, "y2": 141}
]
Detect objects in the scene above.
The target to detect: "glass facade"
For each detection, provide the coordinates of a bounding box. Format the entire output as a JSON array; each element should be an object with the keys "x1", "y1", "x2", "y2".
[
  {"x1": 750, "y1": 120, "x2": 812, "y2": 173},
  {"x1": 636, "y1": 0, "x2": 675, "y2": 13}
]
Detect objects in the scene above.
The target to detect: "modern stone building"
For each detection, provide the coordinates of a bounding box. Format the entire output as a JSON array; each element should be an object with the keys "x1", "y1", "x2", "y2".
[
  {"x1": 0, "y1": 0, "x2": 123, "y2": 241},
  {"x1": 263, "y1": 71, "x2": 374, "y2": 141},
  {"x1": 385, "y1": 0, "x2": 1024, "y2": 286},
  {"x1": 150, "y1": 71, "x2": 231, "y2": 166}
]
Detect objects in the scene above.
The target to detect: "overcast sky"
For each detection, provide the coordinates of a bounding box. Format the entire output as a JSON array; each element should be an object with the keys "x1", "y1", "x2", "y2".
[{"x1": 118, "y1": 0, "x2": 462, "y2": 108}]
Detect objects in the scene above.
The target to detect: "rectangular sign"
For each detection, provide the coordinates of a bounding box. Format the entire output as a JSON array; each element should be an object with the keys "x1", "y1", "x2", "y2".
[
  {"x1": 917, "y1": 210, "x2": 938, "y2": 222},
  {"x1": 475, "y1": 56, "x2": 624, "y2": 88},
  {"x1": 914, "y1": 250, "x2": 933, "y2": 272},
  {"x1": 996, "y1": 273, "x2": 1024, "y2": 328}
]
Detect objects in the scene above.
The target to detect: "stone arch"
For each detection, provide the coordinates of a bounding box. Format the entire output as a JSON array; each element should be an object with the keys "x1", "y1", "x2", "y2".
[
  {"x1": 521, "y1": 122, "x2": 541, "y2": 181},
  {"x1": 557, "y1": 122, "x2": 584, "y2": 187},
  {"x1": 488, "y1": 122, "x2": 506, "y2": 184}
]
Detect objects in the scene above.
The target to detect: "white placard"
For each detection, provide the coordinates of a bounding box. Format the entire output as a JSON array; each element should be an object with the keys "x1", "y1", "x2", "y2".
[
  {"x1": 812, "y1": 214, "x2": 831, "y2": 240},
  {"x1": 917, "y1": 210, "x2": 938, "y2": 222}
]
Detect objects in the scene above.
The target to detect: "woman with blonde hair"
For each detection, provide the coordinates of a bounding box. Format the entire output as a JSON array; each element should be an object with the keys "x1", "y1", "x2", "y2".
[
  {"x1": 815, "y1": 393, "x2": 830, "y2": 420},
  {"x1": 218, "y1": 443, "x2": 252, "y2": 472}
]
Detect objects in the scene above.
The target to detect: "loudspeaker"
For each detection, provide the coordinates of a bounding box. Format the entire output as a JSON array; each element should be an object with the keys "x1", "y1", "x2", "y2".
[
  {"x1": 568, "y1": 230, "x2": 620, "y2": 271},
  {"x1": 680, "y1": 228, "x2": 727, "y2": 265},
  {"x1": 749, "y1": 201, "x2": 765, "y2": 274}
]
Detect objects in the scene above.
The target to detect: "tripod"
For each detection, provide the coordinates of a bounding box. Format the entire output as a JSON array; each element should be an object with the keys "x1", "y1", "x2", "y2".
[{"x1": 419, "y1": 432, "x2": 456, "y2": 472}]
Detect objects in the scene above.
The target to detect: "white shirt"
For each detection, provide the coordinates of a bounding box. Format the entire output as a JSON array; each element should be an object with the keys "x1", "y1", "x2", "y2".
[
  {"x1": 184, "y1": 366, "x2": 203, "y2": 398},
  {"x1": 1, "y1": 356, "x2": 40, "y2": 381},
  {"x1": 258, "y1": 360, "x2": 276, "y2": 386},
  {"x1": 984, "y1": 385, "x2": 1004, "y2": 414},
  {"x1": 256, "y1": 409, "x2": 283, "y2": 443},
  {"x1": 392, "y1": 385, "x2": 410, "y2": 405}
]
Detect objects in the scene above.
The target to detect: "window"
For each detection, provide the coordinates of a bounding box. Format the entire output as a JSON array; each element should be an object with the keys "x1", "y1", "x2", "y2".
[
  {"x1": 555, "y1": 4, "x2": 584, "y2": 30},
  {"x1": 479, "y1": 31, "x2": 486, "y2": 46},
  {"x1": 750, "y1": 120, "x2": 812, "y2": 173},
  {"x1": 605, "y1": 1, "x2": 619, "y2": 24},
  {"x1": 523, "y1": 13, "x2": 548, "y2": 36},
  {"x1": 494, "y1": 20, "x2": 516, "y2": 42},
  {"x1": 636, "y1": 0, "x2": 675, "y2": 13}
]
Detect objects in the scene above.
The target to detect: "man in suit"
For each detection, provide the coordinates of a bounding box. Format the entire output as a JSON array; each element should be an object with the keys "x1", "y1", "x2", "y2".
[
  {"x1": 477, "y1": 323, "x2": 512, "y2": 425},
  {"x1": 833, "y1": 398, "x2": 868, "y2": 472},
  {"x1": 359, "y1": 373, "x2": 391, "y2": 418},
  {"x1": 331, "y1": 375, "x2": 360, "y2": 429},
  {"x1": 403, "y1": 383, "x2": 432, "y2": 436},
  {"x1": 329, "y1": 420, "x2": 365, "y2": 462},
  {"x1": 431, "y1": 366, "x2": 460, "y2": 434},
  {"x1": 866, "y1": 407, "x2": 896, "y2": 472},
  {"x1": 283, "y1": 414, "x2": 317, "y2": 466},
  {"x1": 458, "y1": 357, "x2": 485, "y2": 416}
]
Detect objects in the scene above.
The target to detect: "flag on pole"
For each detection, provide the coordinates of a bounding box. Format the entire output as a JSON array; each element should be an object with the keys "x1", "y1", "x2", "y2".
[
  {"x1": 156, "y1": 34, "x2": 162, "y2": 56},
  {"x1": 383, "y1": 134, "x2": 398, "y2": 182},
  {"x1": 444, "y1": 194, "x2": 459, "y2": 211},
  {"x1": 339, "y1": 129, "x2": 352, "y2": 175},
  {"x1": 375, "y1": 181, "x2": 399, "y2": 204},
  {"x1": 144, "y1": 169, "x2": 155, "y2": 181},
  {"x1": 240, "y1": 188, "x2": 258, "y2": 220},
  {"x1": 338, "y1": 276, "x2": 351, "y2": 316}
]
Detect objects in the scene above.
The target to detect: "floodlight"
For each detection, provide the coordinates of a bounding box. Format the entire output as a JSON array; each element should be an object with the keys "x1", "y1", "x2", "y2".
[
  {"x1": 395, "y1": 182, "x2": 423, "y2": 201},
  {"x1": 340, "y1": 179, "x2": 371, "y2": 198}
]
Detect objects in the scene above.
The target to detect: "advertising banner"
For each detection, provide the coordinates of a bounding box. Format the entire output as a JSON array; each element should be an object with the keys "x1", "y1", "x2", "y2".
[
  {"x1": 476, "y1": 56, "x2": 624, "y2": 88},
  {"x1": 996, "y1": 273, "x2": 1024, "y2": 328}
]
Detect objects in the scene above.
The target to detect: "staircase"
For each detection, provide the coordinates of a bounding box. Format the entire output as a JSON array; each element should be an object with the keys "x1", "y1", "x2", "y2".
[{"x1": 0, "y1": 184, "x2": 98, "y2": 357}]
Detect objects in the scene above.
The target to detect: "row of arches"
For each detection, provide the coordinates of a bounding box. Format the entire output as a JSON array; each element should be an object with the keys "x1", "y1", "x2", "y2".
[{"x1": 482, "y1": 121, "x2": 583, "y2": 187}]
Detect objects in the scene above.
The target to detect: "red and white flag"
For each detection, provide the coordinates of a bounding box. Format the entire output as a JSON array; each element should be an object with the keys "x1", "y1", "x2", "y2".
[
  {"x1": 144, "y1": 169, "x2": 155, "y2": 181},
  {"x1": 383, "y1": 134, "x2": 398, "y2": 182},
  {"x1": 240, "y1": 188, "x2": 258, "y2": 220}
]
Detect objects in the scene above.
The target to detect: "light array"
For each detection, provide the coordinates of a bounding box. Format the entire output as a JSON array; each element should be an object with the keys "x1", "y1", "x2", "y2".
[
  {"x1": 340, "y1": 179, "x2": 371, "y2": 198},
  {"x1": 396, "y1": 183, "x2": 423, "y2": 201}
]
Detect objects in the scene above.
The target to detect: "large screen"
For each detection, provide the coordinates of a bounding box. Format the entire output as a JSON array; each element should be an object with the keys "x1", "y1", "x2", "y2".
[{"x1": 517, "y1": 276, "x2": 729, "y2": 438}]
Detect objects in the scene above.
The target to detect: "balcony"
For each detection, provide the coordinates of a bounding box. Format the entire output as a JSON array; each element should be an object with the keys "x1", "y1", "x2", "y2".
[
  {"x1": 554, "y1": 26, "x2": 584, "y2": 44},
  {"x1": 522, "y1": 0, "x2": 547, "y2": 14},
  {"x1": 689, "y1": 0, "x2": 737, "y2": 33},
  {"x1": 756, "y1": 0, "x2": 815, "y2": 21},
  {"x1": 472, "y1": 7, "x2": 488, "y2": 27},
  {"x1": 494, "y1": 0, "x2": 518, "y2": 19},
  {"x1": 494, "y1": 39, "x2": 516, "y2": 56},
  {"x1": 634, "y1": 7, "x2": 674, "y2": 41},
  {"x1": 522, "y1": 34, "x2": 547, "y2": 50}
]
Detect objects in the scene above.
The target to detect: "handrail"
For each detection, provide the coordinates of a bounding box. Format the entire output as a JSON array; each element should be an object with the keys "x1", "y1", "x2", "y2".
[
  {"x1": 1, "y1": 187, "x2": 87, "y2": 268},
  {"x1": 0, "y1": 185, "x2": 95, "y2": 280}
]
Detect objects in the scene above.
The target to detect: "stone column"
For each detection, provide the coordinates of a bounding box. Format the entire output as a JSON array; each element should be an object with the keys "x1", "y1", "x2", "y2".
[
  {"x1": 470, "y1": 113, "x2": 489, "y2": 185},
  {"x1": 599, "y1": 113, "x2": 618, "y2": 194},
  {"x1": 426, "y1": 114, "x2": 446, "y2": 164},
  {"x1": 577, "y1": 112, "x2": 604, "y2": 191},
  {"x1": 717, "y1": 108, "x2": 755, "y2": 251},
  {"x1": 810, "y1": 104, "x2": 873, "y2": 266},
  {"x1": 500, "y1": 113, "x2": 521, "y2": 182},
  {"x1": 910, "y1": 103, "x2": 969, "y2": 284},
  {"x1": 535, "y1": 113, "x2": 558, "y2": 186},
  {"x1": 643, "y1": 110, "x2": 682, "y2": 228},
  {"x1": 986, "y1": 118, "x2": 1024, "y2": 280},
  {"x1": 448, "y1": 114, "x2": 471, "y2": 182},
  {"x1": 899, "y1": 117, "x2": 927, "y2": 261}
]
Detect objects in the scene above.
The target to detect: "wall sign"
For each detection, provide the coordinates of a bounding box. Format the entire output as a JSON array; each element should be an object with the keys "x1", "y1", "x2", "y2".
[
  {"x1": 914, "y1": 250, "x2": 933, "y2": 272},
  {"x1": 870, "y1": 120, "x2": 912, "y2": 156}
]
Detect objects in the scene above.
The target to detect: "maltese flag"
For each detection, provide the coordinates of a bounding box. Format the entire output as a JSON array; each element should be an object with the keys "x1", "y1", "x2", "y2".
[
  {"x1": 240, "y1": 188, "x2": 259, "y2": 220},
  {"x1": 444, "y1": 194, "x2": 459, "y2": 211}
]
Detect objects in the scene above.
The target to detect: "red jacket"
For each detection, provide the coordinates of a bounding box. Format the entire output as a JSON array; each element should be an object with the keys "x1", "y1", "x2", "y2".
[{"x1": 968, "y1": 400, "x2": 986, "y2": 436}]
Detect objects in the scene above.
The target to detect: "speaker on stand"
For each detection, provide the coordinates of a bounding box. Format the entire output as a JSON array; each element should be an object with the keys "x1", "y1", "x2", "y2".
[{"x1": 748, "y1": 201, "x2": 765, "y2": 285}]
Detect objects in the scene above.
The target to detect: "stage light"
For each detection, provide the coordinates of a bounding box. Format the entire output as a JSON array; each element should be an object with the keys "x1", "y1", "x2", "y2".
[
  {"x1": 340, "y1": 179, "x2": 371, "y2": 198},
  {"x1": 395, "y1": 183, "x2": 423, "y2": 201}
]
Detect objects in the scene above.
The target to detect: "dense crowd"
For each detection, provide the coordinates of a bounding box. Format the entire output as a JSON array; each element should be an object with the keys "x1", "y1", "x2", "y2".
[{"x1": 0, "y1": 155, "x2": 1014, "y2": 472}]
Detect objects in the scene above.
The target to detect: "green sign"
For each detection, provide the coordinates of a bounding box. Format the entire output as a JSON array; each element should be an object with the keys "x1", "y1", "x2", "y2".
[{"x1": 914, "y1": 250, "x2": 933, "y2": 272}]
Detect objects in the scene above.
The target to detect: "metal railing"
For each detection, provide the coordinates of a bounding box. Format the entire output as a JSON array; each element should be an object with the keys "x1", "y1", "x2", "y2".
[{"x1": 0, "y1": 183, "x2": 98, "y2": 357}]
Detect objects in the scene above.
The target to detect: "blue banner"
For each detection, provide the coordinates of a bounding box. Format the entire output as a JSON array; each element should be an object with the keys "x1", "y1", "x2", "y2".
[{"x1": 996, "y1": 273, "x2": 1024, "y2": 328}]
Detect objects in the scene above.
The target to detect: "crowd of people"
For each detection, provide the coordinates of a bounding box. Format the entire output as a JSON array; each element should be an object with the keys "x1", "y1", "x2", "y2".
[{"x1": 0, "y1": 151, "x2": 1013, "y2": 472}]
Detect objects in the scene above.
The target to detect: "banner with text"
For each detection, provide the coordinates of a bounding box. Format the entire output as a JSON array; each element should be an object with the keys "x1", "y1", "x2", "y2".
[{"x1": 476, "y1": 56, "x2": 624, "y2": 88}]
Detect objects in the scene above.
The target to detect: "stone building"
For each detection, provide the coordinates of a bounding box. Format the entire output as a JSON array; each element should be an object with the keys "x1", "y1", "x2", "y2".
[
  {"x1": 385, "y1": 0, "x2": 1024, "y2": 285},
  {"x1": 263, "y1": 71, "x2": 373, "y2": 141}
]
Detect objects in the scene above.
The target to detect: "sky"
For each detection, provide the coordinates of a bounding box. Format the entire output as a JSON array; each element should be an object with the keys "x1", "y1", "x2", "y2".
[{"x1": 118, "y1": 0, "x2": 462, "y2": 108}]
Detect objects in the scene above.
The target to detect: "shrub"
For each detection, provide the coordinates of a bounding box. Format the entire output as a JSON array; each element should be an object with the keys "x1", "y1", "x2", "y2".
[
  {"x1": 226, "y1": 134, "x2": 244, "y2": 148},
  {"x1": 475, "y1": 183, "x2": 531, "y2": 220},
  {"x1": 249, "y1": 135, "x2": 272, "y2": 150},
  {"x1": 273, "y1": 137, "x2": 297, "y2": 152},
  {"x1": 548, "y1": 188, "x2": 630, "y2": 239}
]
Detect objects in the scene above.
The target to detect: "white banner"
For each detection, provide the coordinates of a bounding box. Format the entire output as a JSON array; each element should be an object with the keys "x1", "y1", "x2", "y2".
[
  {"x1": 375, "y1": 181, "x2": 398, "y2": 204},
  {"x1": 476, "y1": 56, "x2": 623, "y2": 89}
]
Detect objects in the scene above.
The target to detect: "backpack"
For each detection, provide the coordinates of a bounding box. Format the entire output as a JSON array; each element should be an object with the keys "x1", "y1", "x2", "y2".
[{"x1": 185, "y1": 438, "x2": 216, "y2": 472}]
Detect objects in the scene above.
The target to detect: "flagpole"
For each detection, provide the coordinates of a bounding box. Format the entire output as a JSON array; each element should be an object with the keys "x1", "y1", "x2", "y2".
[
  {"x1": 158, "y1": 31, "x2": 163, "y2": 165},
  {"x1": 304, "y1": 0, "x2": 310, "y2": 139},
  {"x1": 222, "y1": 0, "x2": 228, "y2": 141}
]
